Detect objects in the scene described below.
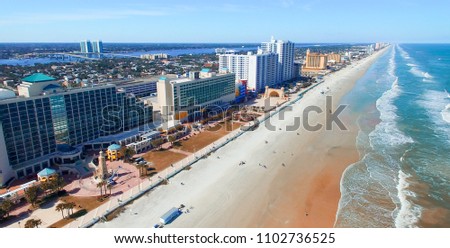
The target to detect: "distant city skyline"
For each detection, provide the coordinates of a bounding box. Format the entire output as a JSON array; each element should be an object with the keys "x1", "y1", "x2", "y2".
[{"x1": 1, "y1": 0, "x2": 449, "y2": 43}]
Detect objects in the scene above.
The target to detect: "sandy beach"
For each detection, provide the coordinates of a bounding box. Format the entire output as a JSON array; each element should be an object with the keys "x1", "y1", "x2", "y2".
[{"x1": 94, "y1": 48, "x2": 388, "y2": 228}]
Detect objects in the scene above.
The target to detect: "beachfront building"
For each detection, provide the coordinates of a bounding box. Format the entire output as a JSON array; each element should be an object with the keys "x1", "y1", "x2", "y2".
[
  {"x1": 157, "y1": 72, "x2": 235, "y2": 122},
  {"x1": 302, "y1": 49, "x2": 329, "y2": 76},
  {"x1": 219, "y1": 52, "x2": 279, "y2": 92},
  {"x1": 219, "y1": 51, "x2": 279, "y2": 92},
  {"x1": 247, "y1": 52, "x2": 279, "y2": 91},
  {"x1": 218, "y1": 37, "x2": 295, "y2": 92},
  {"x1": 327, "y1": 53, "x2": 342, "y2": 64},
  {"x1": 219, "y1": 53, "x2": 250, "y2": 81},
  {"x1": 117, "y1": 81, "x2": 158, "y2": 98},
  {"x1": 0, "y1": 73, "x2": 153, "y2": 185},
  {"x1": 260, "y1": 37, "x2": 296, "y2": 82}
]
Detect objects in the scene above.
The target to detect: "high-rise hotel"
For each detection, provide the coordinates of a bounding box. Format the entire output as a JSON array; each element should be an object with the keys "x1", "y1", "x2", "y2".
[
  {"x1": 0, "y1": 74, "x2": 152, "y2": 185},
  {"x1": 219, "y1": 37, "x2": 296, "y2": 92},
  {"x1": 219, "y1": 52, "x2": 278, "y2": 92},
  {"x1": 260, "y1": 36, "x2": 296, "y2": 83}
]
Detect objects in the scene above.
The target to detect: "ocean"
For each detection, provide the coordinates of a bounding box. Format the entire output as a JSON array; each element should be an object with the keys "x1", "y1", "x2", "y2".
[{"x1": 335, "y1": 44, "x2": 450, "y2": 227}]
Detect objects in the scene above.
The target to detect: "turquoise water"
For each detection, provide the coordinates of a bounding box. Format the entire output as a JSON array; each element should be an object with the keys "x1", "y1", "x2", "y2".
[{"x1": 335, "y1": 45, "x2": 450, "y2": 227}]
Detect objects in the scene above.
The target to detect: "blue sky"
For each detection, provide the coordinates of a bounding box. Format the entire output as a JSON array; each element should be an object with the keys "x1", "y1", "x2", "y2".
[{"x1": 1, "y1": 0, "x2": 449, "y2": 43}]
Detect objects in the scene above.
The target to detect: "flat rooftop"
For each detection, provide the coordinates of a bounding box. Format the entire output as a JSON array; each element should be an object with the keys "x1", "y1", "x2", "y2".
[{"x1": 170, "y1": 78, "x2": 192, "y2": 84}]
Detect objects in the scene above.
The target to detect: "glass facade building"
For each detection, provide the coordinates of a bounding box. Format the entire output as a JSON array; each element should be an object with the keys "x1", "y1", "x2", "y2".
[
  {"x1": 156, "y1": 73, "x2": 235, "y2": 122},
  {"x1": 0, "y1": 84, "x2": 152, "y2": 182},
  {"x1": 173, "y1": 74, "x2": 235, "y2": 112},
  {"x1": 80, "y1": 40, "x2": 93, "y2": 54},
  {"x1": 0, "y1": 98, "x2": 56, "y2": 171},
  {"x1": 91, "y1": 40, "x2": 104, "y2": 53}
]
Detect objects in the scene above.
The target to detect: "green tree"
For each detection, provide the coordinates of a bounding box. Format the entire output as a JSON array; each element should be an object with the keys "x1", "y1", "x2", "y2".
[
  {"x1": 0, "y1": 208, "x2": 6, "y2": 220},
  {"x1": 24, "y1": 185, "x2": 40, "y2": 207},
  {"x1": 50, "y1": 174, "x2": 65, "y2": 192},
  {"x1": 0, "y1": 198, "x2": 14, "y2": 218},
  {"x1": 151, "y1": 138, "x2": 164, "y2": 150},
  {"x1": 24, "y1": 218, "x2": 42, "y2": 228},
  {"x1": 120, "y1": 146, "x2": 136, "y2": 163},
  {"x1": 168, "y1": 135, "x2": 176, "y2": 145},
  {"x1": 55, "y1": 203, "x2": 66, "y2": 219},
  {"x1": 40, "y1": 181, "x2": 52, "y2": 196},
  {"x1": 150, "y1": 139, "x2": 159, "y2": 149}
]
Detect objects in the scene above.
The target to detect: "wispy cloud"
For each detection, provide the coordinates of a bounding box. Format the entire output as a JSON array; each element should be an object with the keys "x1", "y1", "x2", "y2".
[{"x1": 0, "y1": 8, "x2": 168, "y2": 25}]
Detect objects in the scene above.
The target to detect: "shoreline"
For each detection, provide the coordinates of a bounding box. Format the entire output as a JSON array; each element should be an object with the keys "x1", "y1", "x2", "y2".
[{"x1": 94, "y1": 48, "x2": 389, "y2": 228}]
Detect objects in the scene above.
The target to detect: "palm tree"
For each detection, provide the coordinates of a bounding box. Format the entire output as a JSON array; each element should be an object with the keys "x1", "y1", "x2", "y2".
[
  {"x1": 65, "y1": 202, "x2": 76, "y2": 216},
  {"x1": 24, "y1": 185, "x2": 39, "y2": 208},
  {"x1": 107, "y1": 184, "x2": 113, "y2": 196},
  {"x1": 96, "y1": 182, "x2": 104, "y2": 196},
  {"x1": 55, "y1": 203, "x2": 66, "y2": 219},
  {"x1": 103, "y1": 180, "x2": 108, "y2": 196}
]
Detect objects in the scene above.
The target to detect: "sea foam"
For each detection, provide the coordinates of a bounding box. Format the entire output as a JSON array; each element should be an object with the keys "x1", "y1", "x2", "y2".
[
  {"x1": 418, "y1": 90, "x2": 450, "y2": 141},
  {"x1": 409, "y1": 67, "x2": 434, "y2": 79},
  {"x1": 398, "y1": 45, "x2": 434, "y2": 80},
  {"x1": 442, "y1": 104, "x2": 450, "y2": 124},
  {"x1": 397, "y1": 45, "x2": 411, "y2": 60},
  {"x1": 372, "y1": 77, "x2": 414, "y2": 146},
  {"x1": 372, "y1": 48, "x2": 414, "y2": 146},
  {"x1": 394, "y1": 170, "x2": 422, "y2": 228}
]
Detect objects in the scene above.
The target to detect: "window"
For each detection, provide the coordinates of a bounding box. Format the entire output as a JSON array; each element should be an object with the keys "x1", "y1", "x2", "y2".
[{"x1": 17, "y1": 170, "x2": 25, "y2": 178}]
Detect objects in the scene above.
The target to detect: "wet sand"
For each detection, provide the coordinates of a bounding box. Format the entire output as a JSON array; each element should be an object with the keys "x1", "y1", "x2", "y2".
[{"x1": 95, "y1": 48, "x2": 388, "y2": 228}]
